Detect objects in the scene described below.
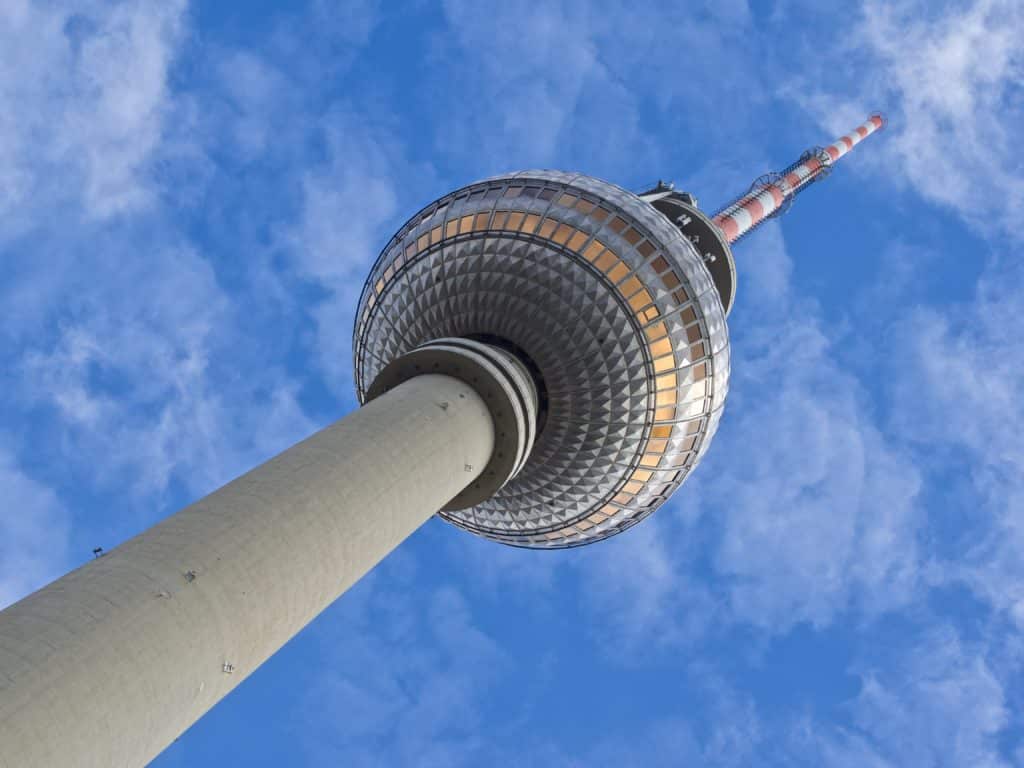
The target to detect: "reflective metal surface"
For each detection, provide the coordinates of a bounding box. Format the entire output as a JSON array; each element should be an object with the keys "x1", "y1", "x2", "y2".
[{"x1": 354, "y1": 171, "x2": 730, "y2": 548}]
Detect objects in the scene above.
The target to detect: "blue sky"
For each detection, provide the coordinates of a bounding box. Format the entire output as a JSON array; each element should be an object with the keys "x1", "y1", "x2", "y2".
[{"x1": 1, "y1": 0, "x2": 1022, "y2": 765}]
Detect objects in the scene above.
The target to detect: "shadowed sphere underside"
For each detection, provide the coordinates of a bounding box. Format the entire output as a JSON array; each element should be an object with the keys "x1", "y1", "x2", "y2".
[{"x1": 354, "y1": 171, "x2": 731, "y2": 548}]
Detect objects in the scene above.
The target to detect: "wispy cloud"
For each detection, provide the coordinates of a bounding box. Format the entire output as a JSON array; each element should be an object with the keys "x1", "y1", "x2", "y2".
[
  {"x1": 303, "y1": 557, "x2": 507, "y2": 767},
  {"x1": 0, "y1": 443, "x2": 70, "y2": 607},
  {"x1": 573, "y1": 226, "x2": 922, "y2": 644},
  {"x1": 803, "y1": 625, "x2": 1011, "y2": 767},
  {"x1": 890, "y1": 256, "x2": 1024, "y2": 628},
  {"x1": 0, "y1": 0, "x2": 187, "y2": 226},
  {"x1": 787, "y1": 0, "x2": 1024, "y2": 238}
]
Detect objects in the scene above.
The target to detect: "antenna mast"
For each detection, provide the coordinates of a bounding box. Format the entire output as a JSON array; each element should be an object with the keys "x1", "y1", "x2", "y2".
[{"x1": 712, "y1": 114, "x2": 886, "y2": 243}]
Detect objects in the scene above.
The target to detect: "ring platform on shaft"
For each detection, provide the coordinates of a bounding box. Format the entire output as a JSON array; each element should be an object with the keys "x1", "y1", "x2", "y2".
[
  {"x1": 353, "y1": 171, "x2": 731, "y2": 548},
  {"x1": 366, "y1": 337, "x2": 539, "y2": 510}
]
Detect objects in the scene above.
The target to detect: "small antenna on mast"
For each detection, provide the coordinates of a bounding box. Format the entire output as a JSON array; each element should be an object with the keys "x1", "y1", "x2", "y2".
[{"x1": 711, "y1": 113, "x2": 886, "y2": 244}]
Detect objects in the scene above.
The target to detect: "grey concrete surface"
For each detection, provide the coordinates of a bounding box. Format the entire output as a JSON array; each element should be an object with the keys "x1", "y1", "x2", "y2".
[{"x1": 0, "y1": 374, "x2": 494, "y2": 768}]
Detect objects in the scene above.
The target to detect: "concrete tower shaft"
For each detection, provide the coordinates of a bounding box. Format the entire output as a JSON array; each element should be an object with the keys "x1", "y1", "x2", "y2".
[{"x1": 0, "y1": 345, "x2": 536, "y2": 768}]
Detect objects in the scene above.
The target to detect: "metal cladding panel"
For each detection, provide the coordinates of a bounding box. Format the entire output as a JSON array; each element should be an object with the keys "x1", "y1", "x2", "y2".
[{"x1": 354, "y1": 171, "x2": 731, "y2": 548}]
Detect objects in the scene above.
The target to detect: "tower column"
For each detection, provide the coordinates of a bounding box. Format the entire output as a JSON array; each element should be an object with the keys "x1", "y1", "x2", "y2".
[{"x1": 0, "y1": 373, "x2": 495, "y2": 768}]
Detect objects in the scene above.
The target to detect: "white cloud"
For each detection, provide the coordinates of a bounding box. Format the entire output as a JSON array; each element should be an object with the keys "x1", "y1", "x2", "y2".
[
  {"x1": 707, "y1": 230, "x2": 922, "y2": 629},
  {"x1": 803, "y1": 626, "x2": 1011, "y2": 767},
  {"x1": 573, "y1": 226, "x2": 922, "y2": 642},
  {"x1": 0, "y1": 0, "x2": 187, "y2": 226},
  {"x1": 788, "y1": 0, "x2": 1024, "y2": 238},
  {"x1": 1, "y1": 2, "x2": 321, "y2": 534},
  {"x1": 890, "y1": 256, "x2": 1024, "y2": 627},
  {"x1": 303, "y1": 561, "x2": 507, "y2": 768},
  {"x1": 18, "y1": 237, "x2": 315, "y2": 509},
  {"x1": 437, "y1": 0, "x2": 602, "y2": 165},
  {"x1": 283, "y1": 108, "x2": 443, "y2": 393},
  {"x1": 0, "y1": 444, "x2": 70, "y2": 608}
]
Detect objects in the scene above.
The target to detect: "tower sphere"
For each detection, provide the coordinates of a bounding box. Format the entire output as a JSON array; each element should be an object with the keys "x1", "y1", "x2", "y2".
[{"x1": 354, "y1": 171, "x2": 731, "y2": 548}]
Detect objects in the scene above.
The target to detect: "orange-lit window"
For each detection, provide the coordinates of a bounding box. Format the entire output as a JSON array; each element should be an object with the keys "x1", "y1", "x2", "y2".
[
  {"x1": 680, "y1": 306, "x2": 698, "y2": 325},
  {"x1": 662, "y1": 271, "x2": 681, "y2": 289},
  {"x1": 609, "y1": 216, "x2": 629, "y2": 233},
  {"x1": 507, "y1": 212, "x2": 525, "y2": 231},
  {"x1": 607, "y1": 262, "x2": 629, "y2": 282},
  {"x1": 591, "y1": 207, "x2": 610, "y2": 222},
  {"x1": 646, "y1": 323, "x2": 668, "y2": 343},
  {"x1": 491, "y1": 212, "x2": 508, "y2": 229},
  {"x1": 538, "y1": 219, "x2": 557, "y2": 239},
  {"x1": 417, "y1": 233, "x2": 429, "y2": 250},
  {"x1": 458, "y1": 214, "x2": 475, "y2": 233},
  {"x1": 654, "y1": 356, "x2": 675, "y2": 373},
  {"x1": 619, "y1": 276, "x2": 643, "y2": 297},
  {"x1": 576, "y1": 199, "x2": 596, "y2": 215},
  {"x1": 583, "y1": 241, "x2": 604, "y2": 262},
  {"x1": 656, "y1": 390, "x2": 676, "y2": 407},
  {"x1": 629, "y1": 289, "x2": 653, "y2": 311},
  {"x1": 637, "y1": 241, "x2": 656, "y2": 258},
  {"x1": 522, "y1": 213, "x2": 541, "y2": 233},
  {"x1": 651, "y1": 425, "x2": 672, "y2": 438},
  {"x1": 656, "y1": 373, "x2": 677, "y2": 391},
  {"x1": 686, "y1": 325, "x2": 703, "y2": 343},
  {"x1": 623, "y1": 480, "x2": 644, "y2": 494},
  {"x1": 649, "y1": 336, "x2": 672, "y2": 357},
  {"x1": 557, "y1": 193, "x2": 577, "y2": 208},
  {"x1": 552, "y1": 223, "x2": 574, "y2": 244},
  {"x1": 445, "y1": 220, "x2": 458, "y2": 239},
  {"x1": 374, "y1": 279, "x2": 384, "y2": 294},
  {"x1": 473, "y1": 213, "x2": 489, "y2": 231},
  {"x1": 430, "y1": 225, "x2": 442, "y2": 244},
  {"x1": 640, "y1": 454, "x2": 661, "y2": 468},
  {"x1": 651, "y1": 256, "x2": 670, "y2": 273},
  {"x1": 568, "y1": 231, "x2": 589, "y2": 251},
  {"x1": 595, "y1": 251, "x2": 618, "y2": 271},
  {"x1": 631, "y1": 468, "x2": 653, "y2": 482}
]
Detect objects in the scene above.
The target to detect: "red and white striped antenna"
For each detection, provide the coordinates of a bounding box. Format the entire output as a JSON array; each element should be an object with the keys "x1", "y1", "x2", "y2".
[{"x1": 711, "y1": 113, "x2": 886, "y2": 244}]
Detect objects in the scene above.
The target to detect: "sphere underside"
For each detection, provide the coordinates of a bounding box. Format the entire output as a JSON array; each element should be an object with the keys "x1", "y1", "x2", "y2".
[{"x1": 354, "y1": 171, "x2": 730, "y2": 548}]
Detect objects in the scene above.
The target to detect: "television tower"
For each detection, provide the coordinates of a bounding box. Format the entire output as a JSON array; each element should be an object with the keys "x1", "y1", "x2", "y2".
[{"x1": 0, "y1": 115, "x2": 884, "y2": 766}]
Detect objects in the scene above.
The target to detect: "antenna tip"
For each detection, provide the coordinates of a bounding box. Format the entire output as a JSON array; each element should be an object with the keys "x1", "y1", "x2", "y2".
[{"x1": 869, "y1": 111, "x2": 888, "y2": 131}]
